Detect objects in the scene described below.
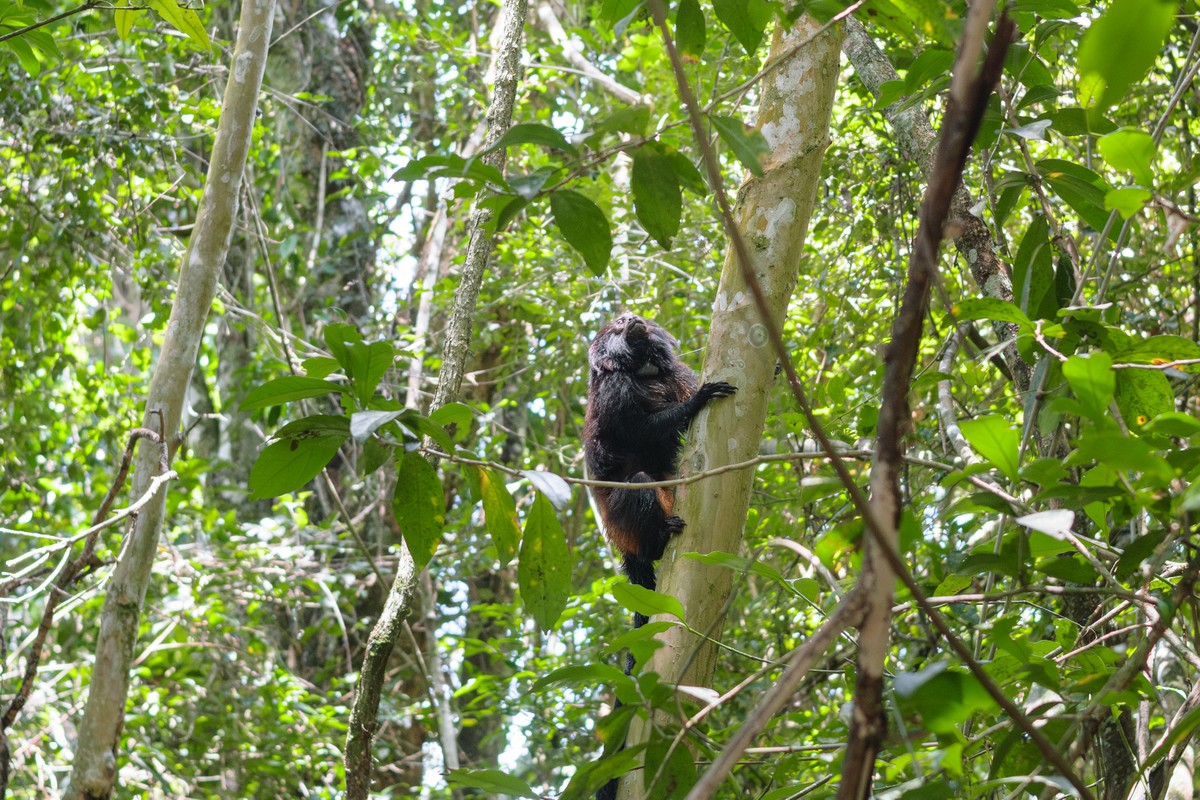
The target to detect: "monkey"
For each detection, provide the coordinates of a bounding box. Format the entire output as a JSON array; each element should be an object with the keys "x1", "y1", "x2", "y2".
[
  {"x1": 584, "y1": 314, "x2": 735, "y2": 800},
  {"x1": 583, "y1": 314, "x2": 737, "y2": 632}
]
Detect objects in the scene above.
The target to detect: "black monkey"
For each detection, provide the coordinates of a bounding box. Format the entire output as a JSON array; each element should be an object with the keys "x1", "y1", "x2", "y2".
[{"x1": 583, "y1": 314, "x2": 737, "y2": 631}]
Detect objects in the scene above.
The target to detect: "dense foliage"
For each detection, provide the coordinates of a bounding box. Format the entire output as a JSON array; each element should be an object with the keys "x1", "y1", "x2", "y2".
[{"x1": 2, "y1": 0, "x2": 1200, "y2": 798}]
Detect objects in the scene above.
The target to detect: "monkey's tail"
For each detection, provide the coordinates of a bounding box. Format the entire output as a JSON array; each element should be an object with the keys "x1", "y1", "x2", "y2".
[{"x1": 621, "y1": 552, "x2": 656, "y2": 632}]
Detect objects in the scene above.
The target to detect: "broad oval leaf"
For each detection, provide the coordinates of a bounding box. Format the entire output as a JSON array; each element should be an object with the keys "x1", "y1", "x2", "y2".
[
  {"x1": 675, "y1": 0, "x2": 706, "y2": 58},
  {"x1": 393, "y1": 451, "x2": 445, "y2": 569},
  {"x1": 711, "y1": 0, "x2": 773, "y2": 53},
  {"x1": 240, "y1": 376, "x2": 343, "y2": 411},
  {"x1": 248, "y1": 416, "x2": 350, "y2": 500},
  {"x1": 711, "y1": 114, "x2": 770, "y2": 177},
  {"x1": 958, "y1": 416, "x2": 1021, "y2": 482},
  {"x1": 1077, "y1": 0, "x2": 1175, "y2": 116},
  {"x1": 1098, "y1": 128, "x2": 1156, "y2": 187},
  {"x1": 611, "y1": 581, "x2": 685, "y2": 622},
  {"x1": 479, "y1": 467, "x2": 521, "y2": 567},
  {"x1": 518, "y1": 493, "x2": 570, "y2": 632},
  {"x1": 350, "y1": 410, "x2": 404, "y2": 443},
  {"x1": 488, "y1": 122, "x2": 577, "y2": 156},
  {"x1": 631, "y1": 144, "x2": 681, "y2": 249},
  {"x1": 1063, "y1": 351, "x2": 1115, "y2": 423},
  {"x1": 550, "y1": 189, "x2": 612, "y2": 275},
  {"x1": 951, "y1": 297, "x2": 1032, "y2": 328},
  {"x1": 445, "y1": 769, "x2": 537, "y2": 799}
]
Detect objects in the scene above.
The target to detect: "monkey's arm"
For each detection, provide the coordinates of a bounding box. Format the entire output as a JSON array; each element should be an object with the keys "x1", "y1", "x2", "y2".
[{"x1": 643, "y1": 381, "x2": 737, "y2": 434}]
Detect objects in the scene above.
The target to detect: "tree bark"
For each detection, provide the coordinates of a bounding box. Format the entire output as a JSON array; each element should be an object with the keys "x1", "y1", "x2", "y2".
[{"x1": 64, "y1": 0, "x2": 276, "y2": 795}]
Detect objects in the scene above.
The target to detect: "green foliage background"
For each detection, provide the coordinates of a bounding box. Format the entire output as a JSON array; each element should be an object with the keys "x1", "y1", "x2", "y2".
[{"x1": 2, "y1": 0, "x2": 1200, "y2": 798}]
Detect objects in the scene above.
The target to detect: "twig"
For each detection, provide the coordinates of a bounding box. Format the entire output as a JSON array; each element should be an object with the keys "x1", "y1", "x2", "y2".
[
  {"x1": 0, "y1": 0, "x2": 99, "y2": 44},
  {"x1": 0, "y1": 422, "x2": 171, "y2": 743}
]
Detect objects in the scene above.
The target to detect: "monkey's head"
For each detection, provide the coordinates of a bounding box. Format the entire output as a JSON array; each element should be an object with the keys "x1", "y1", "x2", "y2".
[{"x1": 589, "y1": 314, "x2": 680, "y2": 380}]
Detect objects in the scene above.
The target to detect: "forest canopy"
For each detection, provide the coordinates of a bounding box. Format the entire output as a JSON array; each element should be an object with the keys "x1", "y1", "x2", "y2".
[{"x1": 2, "y1": 0, "x2": 1199, "y2": 799}]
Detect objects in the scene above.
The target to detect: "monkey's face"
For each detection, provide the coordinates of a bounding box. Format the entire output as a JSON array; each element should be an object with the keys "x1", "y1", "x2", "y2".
[{"x1": 589, "y1": 314, "x2": 679, "y2": 378}]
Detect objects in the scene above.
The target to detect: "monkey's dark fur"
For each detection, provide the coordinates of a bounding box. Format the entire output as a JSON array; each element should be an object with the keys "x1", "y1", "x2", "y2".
[{"x1": 584, "y1": 314, "x2": 736, "y2": 630}]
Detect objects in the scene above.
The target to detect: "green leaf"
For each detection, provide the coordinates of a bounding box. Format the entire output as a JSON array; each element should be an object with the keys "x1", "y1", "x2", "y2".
[
  {"x1": 1115, "y1": 335, "x2": 1200, "y2": 364},
  {"x1": 518, "y1": 493, "x2": 570, "y2": 631},
  {"x1": 398, "y1": 409, "x2": 455, "y2": 453},
  {"x1": 248, "y1": 416, "x2": 350, "y2": 500},
  {"x1": 1012, "y1": 215, "x2": 1057, "y2": 320},
  {"x1": 951, "y1": 297, "x2": 1032, "y2": 328},
  {"x1": 392, "y1": 451, "x2": 445, "y2": 569},
  {"x1": 675, "y1": 0, "x2": 706, "y2": 58},
  {"x1": 959, "y1": 416, "x2": 1021, "y2": 482},
  {"x1": 712, "y1": 0, "x2": 774, "y2": 53},
  {"x1": 355, "y1": 341, "x2": 395, "y2": 404},
  {"x1": 631, "y1": 144, "x2": 681, "y2": 249},
  {"x1": 479, "y1": 468, "x2": 521, "y2": 567},
  {"x1": 1063, "y1": 351, "x2": 1115, "y2": 423},
  {"x1": 240, "y1": 376, "x2": 343, "y2": 411},
  {"x1": 1114, "y1": 368, "x2": 1174, "y2": 430},
  {"x1": 1037, "y1": 159, "x2": 1114, "y2": 236},
  {"x1": 711, "y1": 114, "x2": 770, "y2": 177},
  {"x1": 115, "y1": 8, "x2": 142, "y2": 39},
  {"x1": 1098, "y1": 129, "x2": 1156, "y2": 186},
  {"x1": 534, "y1": 663, "x2": 633, "y2": 692},
  {"x1": 301, "y1": 356, "x2": 341, "y2": 379},
  {"x1": 1142, "y1": 412, "x2": 1200, "y2": 438},
  {"x1": 488, "y1": 122, "x2": 577, "y2": 156},
  {"x1": 445, "y1": 769, "x2": 537, "y2": 798},
  {"x1": 145, "y1": 0, "x2": 211, "y2": 50},
  {"x1": 896, "y1": 666, "x2": 996, "y2": 734},
  {"x1": 6, "y1": 35, "x2": 41, "y2": 76},
  {"x1": 1069, "y1": 429, "x2": 1173, "y2": 482},
  {"x1": 612, "y1": 581, "x2": 685, "y2": 622},
  {"x1": 429, "y1": 402, "x2": 474, "y2": 441},
  {"x1": 1104, "y1": 187, "x2": 1151, "y2": 219},
  {"x1": 1077, "y1": 0, "x2": 1175, "y2": 116},
  {"x1": 550, "y1": 189, "x2": 613, "y2": 275}
]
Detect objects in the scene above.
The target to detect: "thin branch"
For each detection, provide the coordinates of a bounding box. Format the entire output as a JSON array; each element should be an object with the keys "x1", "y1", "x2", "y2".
[{"x1": 0, "y1": 0, "x2": 99, "y2": 44}]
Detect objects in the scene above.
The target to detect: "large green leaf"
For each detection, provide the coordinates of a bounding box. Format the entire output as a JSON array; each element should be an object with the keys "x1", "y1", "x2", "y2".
[
  {"x1": 240, "y1": 376, "x2": 343, "y2": 411},
  {"x1": 1098, "y1": 128, "x2": 1156, "y2": 187},
  {"x1": 712, "y1": 0, "x2": 774, "y2": 53},
  {"x1": 711, "y1": 114, "x2": 770, "y2": 177},
  {"x1": 518, "y1": 493, "x2": 570, "y2": 631},
  {"x1": 479, "y1": 467, "x2": 520, "y2": 567},
  {"x1": 248, "y1": 416, "x2": 350, "y2": 500},
  {"x1": 393, "y1": 451, "x2": 445, "y2": 568},
  {"x1": 445, "y1": 769, "x2": 537, "y2": 798},
  {"x1": 631, "y1": 144, "x2": 681, "y2": 249},
  {"x1": 959, "y1": 416, "x2": 1021, "y2": 482},
  {"x1": 1077, "y1": 0, "x2": 1175, "y2": 116},
  {"x1": 675, "y1": 0, "x2": 706, "y2": 58},
  {"x1": 1063, "y1": 351, "x2": 1115, "y2": 424},
  {"x1": 550, "y1": 189, "x2": 612, "y2": 275},
  {"x1": 612, "y1": 582, "x2": 686, "y2": 622},
  {"x1": 1012, "y1": 215, "x2": 1056, "y2": 320}
]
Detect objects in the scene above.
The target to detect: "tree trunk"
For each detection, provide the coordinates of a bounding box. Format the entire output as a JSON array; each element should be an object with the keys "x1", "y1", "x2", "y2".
[
  {"x1": 342, "y1": 0, "x2": 528, "y2": 795},
  {"x1": 64, "y1": 0, "x2": 276, "y2": 795},
  {"x1": 622, "y1": 14, "x2": 841, "y2": 798}
]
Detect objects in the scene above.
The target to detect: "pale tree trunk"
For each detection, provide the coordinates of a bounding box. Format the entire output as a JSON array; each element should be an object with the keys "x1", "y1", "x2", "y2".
[
  {"x1": 620, "y1": 15, "x2": 841, "y2": 799},
  {"x1": 342, "y1": 0, "x2": 528, "y2": 795},
  {"x1": 64, "y1": 0, "x2": 276, "y2": 796}
]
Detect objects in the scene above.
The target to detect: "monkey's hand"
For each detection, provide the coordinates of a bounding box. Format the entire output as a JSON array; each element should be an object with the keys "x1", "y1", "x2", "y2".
[
  {"x1": 664, "y1": 515, "x2": 687, "y2": 537},
  {"x1": 696, "y1": 381, "x2": 737, "y2": 402}
]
